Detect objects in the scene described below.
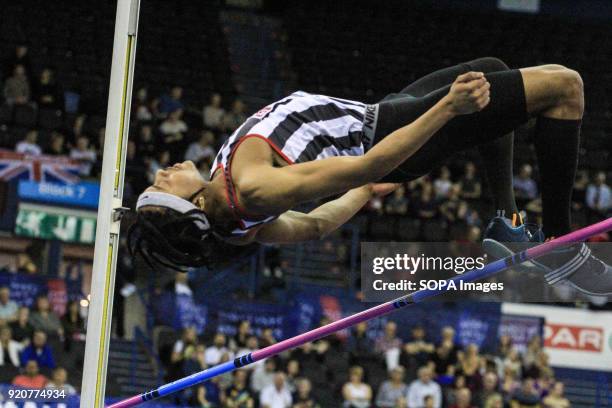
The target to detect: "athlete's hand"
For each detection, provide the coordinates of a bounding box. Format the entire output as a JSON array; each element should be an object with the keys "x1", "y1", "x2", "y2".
[
  {"x1": 447, "y1": 72, "x2": 491, "y2": 115},
  {"x1": 368, "y1": 182, "x2": 402, "y2": 197}
]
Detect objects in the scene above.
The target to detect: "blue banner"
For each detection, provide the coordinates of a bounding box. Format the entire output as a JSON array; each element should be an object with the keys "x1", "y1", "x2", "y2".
[
  {"x1": 0, "y1": 272, "x2": 83, "y2": 310},
  {"x1": 18, "y1": 181, "x2": 100, "y2": 209}
]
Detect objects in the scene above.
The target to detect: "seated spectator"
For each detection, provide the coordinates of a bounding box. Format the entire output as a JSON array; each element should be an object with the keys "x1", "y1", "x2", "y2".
[
  {"x1": 232, "y1": 320, "x2": 252, "y2": 350},
  {"x1": 347, "y1": 322, "x2": 376, "y2": 367},
  {"x1": 260, "y1": 372, "x2": 292, "y2": 408},
  {"x1": 20, "y1": 330, "x2": 56, "y2": 370},
  {"x1": 203, "y1": 93, "x2": 226, "y2": 130},
  {"x1": 376, "y1": 366, "x2": 408, "y2": 408},
  {"x1": 495, "y1": 335, "x2": 513, "y2": 359},
  {"x1": 3, "y1": 45, "x2": 32, "y2": 82},
  {"x1": 134, "y1": 87, "x2": 153, "y2": 121},
  {"x1": 34, "y1": 68, "x2": 63, "y2": 110},
  {"x1": 433, "y1": 166, "x2": 453, "y2": 200},
  {"x1": 440, "y1": 185, "x2": 467, "y2": 224},
  {"x1": 260, "y1": 327, "x2": 277, "y2": 348},
  {"x1": 196, "y1": 384, "x2": 214, "y2": 408},
  {"x1": 251, "y1": 358, "x2": 276, "y2": 394},
  {"x1": 431, "y1": 339, "x2": 457, "y2": 378},
  {"x1": 524, "y1": 350, "x2": 554, "y2": 381},
  {"x1": 542, "y1": 381, "x2": 569, "y2": 408},
  {"x1": 474, "y1": 372, "x2": 499, "y2": 407},
  {"x1": 223, "y1": 99, "x2": 247, "y2": 132},
  {"x1": 205, "y1": 332, "x2": 232, "y2": 366},
  {"x1": 4, "y1": 64, "x2": 30, "y2": 105},
  {"x1": 457, "y1": 344, "x2": 482, "y2": 391},
  {"x1": 524, "y1": 336, "x2": 542, "y2": 369},
  {"x1": 44, "y1": 367, "x2": 77, "y2": 395},
  {"x1": 10, "y1": 306, "x2": 34, "y2": 344},
  {"x1": 285, "y1": 359, "x2": 301, "y2": 393},
  {"x1": 168, "y1": 327, "x2": 198, "y2": 381},
  {"x1": 342, "y1": 366, "x2": 372, "y2": 408},
  {"x1": 401, "y1": 325, "x2": 434, "y2": 376},
  {"x1": 513, "y1": 164, "x2": 538, "y2": 201},
  {"x1": 236, "y1": 335, "x2": 259, "y2": 361},
  {"x1": 70, "y1": 135, "x2": 97, "y2": 176},
  {"x1": 137, "y1": 124, "x2": 157, "y2": 158},
  {"x1": 0, "y1": 326, "x2": 23, "y2": 381},
  {"x1": 183, "y1": 344, "x2": 207, "y2": 377},
  {"x1": 158, "y1": 86, "x2": 184, "y2": 116},
  {"x1": 45, "y1": 132, "x2": 67, "y2": 155},
  {"x1": 292, "y1": 377, "x2": 320, "y2": 408},
  {"x1": 413, "y1": 182, "x2": 437, "y2": 219},
  {"x1": 450, "y1": 387, "x2": 475, "y2": 408},
  {"x1": 375, "y1": 321, "x2": 402, "y2": 355},
  {"x1": 0, "y1": 286, "x2": 18, "y2": 323},
  {"x1": 586, "y1": 171, "x2": 611, "y2": 221},
  {"x1": 224, "y1": 369, "x2": 255, "y2": 407},
  {"x1": 484, "y1": 393, "x2": 504, "y2": 408},
  {"x1": 61, "y1": 300, "x2": 85, "y2": 349},
  {"x1": 16, "y1": 130, "x2": 42, "y2": 156},
  {"x1": 159, "y1": 108, "x2": 188, "y2": 160},
  {"x1": 185, "y1": 130, "x2": 216, "y2": 164},
  {"x1": 385, "y1": 185, "x2": 409, "y2": 215},
  {"x1": 503, "y1": 348, "x2": 522, "y2": 379},
  {"x1": 406, "y1": 366, "x2": 441, "y2": 408},
  {"x1": 500, "y1": 366, "x2": 521, "y2": 398},
  {"x1": 12, "y1": 360, "x2": 48, "y2": 389},
  {"x1": 510, "y1": 378, "x2": 541, "y2": 407},
  {"x1": 458, "y1": 162, "x2": 481, "y2": 200},
  {"x1": 29, "y1": 296, "x2": 63, "y2": 339}
]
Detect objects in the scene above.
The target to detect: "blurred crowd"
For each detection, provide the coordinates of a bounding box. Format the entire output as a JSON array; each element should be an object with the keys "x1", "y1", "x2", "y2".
[
  {"x1": 0, "y1": 285, "x2": 83, "y2": 394},
  {"x1": 161, "y1": 319, "x2": 569, "y2": 408}
]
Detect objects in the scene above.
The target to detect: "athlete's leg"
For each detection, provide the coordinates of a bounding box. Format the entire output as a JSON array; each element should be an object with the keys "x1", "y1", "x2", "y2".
[{"x1": 520, "y1": 65, "x2": 584, "y2": 236}]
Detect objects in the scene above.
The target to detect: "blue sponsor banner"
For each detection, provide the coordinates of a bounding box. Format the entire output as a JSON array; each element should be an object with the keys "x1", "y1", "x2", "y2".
[{"x1": 18, "y1": 181, "x2": 100, "y2": 209}]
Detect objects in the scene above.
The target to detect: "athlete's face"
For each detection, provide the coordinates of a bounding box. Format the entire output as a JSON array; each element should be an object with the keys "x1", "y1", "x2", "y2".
[{"x1": 146, "y1": 160, "x2": 206, "y2": 202}]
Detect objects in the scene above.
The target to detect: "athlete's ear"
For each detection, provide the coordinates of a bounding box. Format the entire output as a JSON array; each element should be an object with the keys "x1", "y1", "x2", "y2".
[{"x1": 188, "y1": 184, "x2": 209, "y2": 210}]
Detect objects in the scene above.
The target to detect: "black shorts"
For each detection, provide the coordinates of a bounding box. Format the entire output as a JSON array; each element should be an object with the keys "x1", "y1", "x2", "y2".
[{"x1": 365, "y1": 58, "x2": 529, "y2": 182}]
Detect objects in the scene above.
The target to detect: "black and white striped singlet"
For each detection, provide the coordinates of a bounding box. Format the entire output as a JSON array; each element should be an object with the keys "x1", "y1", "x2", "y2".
[{"x1": 211, "y1": 91, "x2": 376, "y2": 236}]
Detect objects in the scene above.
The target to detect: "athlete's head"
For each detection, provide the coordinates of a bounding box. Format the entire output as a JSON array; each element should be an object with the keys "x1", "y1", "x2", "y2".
[{"x1": 128, "y1": 160, "x2": 216, "y2": 270}]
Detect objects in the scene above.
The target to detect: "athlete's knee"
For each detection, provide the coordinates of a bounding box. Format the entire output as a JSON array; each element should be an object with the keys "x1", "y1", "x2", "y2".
[
  {"x1": 552, "y1": 67, "x2": 584, "y2": 113},
  {"x1": 468, "y1": 57, "x2": 509, "y2": 73}
]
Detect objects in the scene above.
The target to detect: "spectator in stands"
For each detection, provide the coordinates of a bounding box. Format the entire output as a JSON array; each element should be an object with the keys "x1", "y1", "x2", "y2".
[
  {"x1": 431, "y1": 339, "x2": 457, "y2": 378},
  {"x1": 474, "y1": 372, "x2": 499, "y2": 407},
  {"x1": 236, "y1": 335, "x2": 259, "y2": 362},
  {"x1": 0, "y1": 286, "x2": 18, "y2": 323},
  {"x1": 3, "y1": 64, "x2": 30, "y2": 105},
  {"x1": 12, "y1": 360, "x2": 47, "y2": 389},
  {"x1": 137, "y1": 124, "x2": 157, "y2": 158},
  {"x1": 342, "y1": 366, "x2": 372, "y2": 408},
  {"x1": 0, "y1": 326, "x2": 23, "y2": 380},
  {"x1": 458, "y1": 162, "x2": 481, "y2": 200},
  {"x1": 440, "y1": 185, "x2": 467, "y2": 224},
  {"x1": 251, "y1": 358, "x2": 277, "y2": 394},
  {"x1": 406, "y1": 365, "x2": 441, "y2": 408},
  {"x1": 375, "y1": 321, "x2": 401, "y2": 355},
  {"x1": 15, "y1": 130, "x2": 42, "y2": 156},
  {"x1": 510, "y1": 378, "x2": 541, "y2": 407},
  {"x1": 185, "y1": 130, "x2": 216, "y2": 164},
  {"x1": 34, "y1": 68, "x2": 63, "y2": 110},
  {"x1": 61, "y1": 300, "x2": 84, "y2": 351},
  {"x1": 260, "y1": 372, "x2": 292, "y2": 408},
  {"x1": 30, "y1": 296, "x2": 63, "y2": 339},
  {"x1": 168, "y1": 327, "x2": 198, "y2": 380},
  {"x1": 494, "y1": 335, "x2": 512, "y2": 359},
  {"x1": 158, "y1": 86, "x2": 185, "y2": 116},
  {"x1": 413, "y1": 182, "x2": 438, "y2": 219},
  {"x1": 45, "y1": 131, "x2": 67, "y2": 155},
  {"x1": 134, "y1": 87, "x2": 153, "y2": 121},
  {"x1": 196, "y1": 384, "x2": 214, "y2": 408},
  {"x1": 203, "y1": 93, "x2": 226, "y2": 131},
  {"x1": 484, "y1": 393, "x2": 504, "y2": 408},
  {"x1": 433, "y1": 166, "x2": 453, "y2": 200},
  {"x1": 225, "y1": 369, "x2": 255, "y2": 408},
  {"x1": 376, "y1": 366, "x2": 408, "y2": 408},
  {"x1": 401, "y1": 325, "x2": 435, "y2": 376},
  {"x1": 10, "y1": 306, "x2": 34, "y2": 344},
  {"x1": 502, "y1": 348, "x2": 522, "y2": 379},
  {"x1": 44, "y1": 367, "x2": 77, "y2": 395},
  {"x1": 523, "y1": 336, "x2": 542, "y2": 368},
  {"x1": 20, "y1": 330, "x2": 56, "y2": 370},
  {"x1": 260, "y1": 327, "x2": 277, "y2": 347},
  {"x1": 457, "y1": 344, "x2": 482, "y2": 391},
  {"x1": 385, "y1": 185, "x2": 409, "y2": 215},
  {"x1": 232, "y1": 320, "x2": 252, "y2": 350},
  {"x1": 347, "y1": 322, "x2": 375, "y2": 367},
  {"x1": 284, "y1": 359, "x2": 301, "y2": 393},
  {"x1": 292, "y1": 377, "x2": 320, "y2": 408},
  {"x1": 525, "y1": 350, "x2": 554, "y2": 382},
  {"x1": 542, "y1": 381, "x2": 569, "y2": 408},
  {"x1": 3, "y1": 45, "x2": 32, "y2": 82},
  {"x1": 223, "y1": 99, "x2": 247, "y2": 131},
  {"x1": 513, "y1": 164, "x2": 538, "y2": 201},
  {"x1": 450, "y1": 387, "x2": 475, "y2": 408},
  {"x1": 205, "y1": 332, "x2": 232, "y2": 365},
  {"x1": 159, "y1": 108, "x2": 188, "y2": 160},
  {"x1": 586, "y1": 171, "x2": 611, "y2": 221},
  {"x1": 70, "y1": 135, "x2": 97, "y2": 176}
]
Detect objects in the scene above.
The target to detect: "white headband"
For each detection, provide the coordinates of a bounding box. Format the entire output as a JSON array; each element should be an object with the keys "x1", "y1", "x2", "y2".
[{"x1": 136, "y1": 191, "x2": 211, "y2": 232}]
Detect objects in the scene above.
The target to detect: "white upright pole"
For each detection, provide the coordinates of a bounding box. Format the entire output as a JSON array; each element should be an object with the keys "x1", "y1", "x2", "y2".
[{"x1": 81, "y1": 0, "x2": 140, "y2": 406}]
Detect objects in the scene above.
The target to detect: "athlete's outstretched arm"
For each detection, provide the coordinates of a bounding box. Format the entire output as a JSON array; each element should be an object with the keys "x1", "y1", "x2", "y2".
[
  {"x1": 255, "y1": 183, "x2": 398, "y2": 243},
  {"x1": 234, "y1": 72, "x2": 490, "y2": 214}
]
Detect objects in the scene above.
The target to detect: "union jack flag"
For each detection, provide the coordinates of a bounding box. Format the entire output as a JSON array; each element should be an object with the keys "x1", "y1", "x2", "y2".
[{"x1": 0, "y1": 149, "x2": 81, "y2": 184}]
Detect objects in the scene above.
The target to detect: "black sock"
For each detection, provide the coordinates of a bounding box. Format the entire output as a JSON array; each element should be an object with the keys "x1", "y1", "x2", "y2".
[
  {"x1": 533, "y1": 117, "x2": 581, "y2": 237},
  {"x1": 479, "y1": 133, "x2": 520, "y2": 218}
]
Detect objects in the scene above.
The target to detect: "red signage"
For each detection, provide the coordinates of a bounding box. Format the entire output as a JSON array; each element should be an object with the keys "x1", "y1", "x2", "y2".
[{"x1": 544, "y1": 323, "x2": 603, "y2": 352}]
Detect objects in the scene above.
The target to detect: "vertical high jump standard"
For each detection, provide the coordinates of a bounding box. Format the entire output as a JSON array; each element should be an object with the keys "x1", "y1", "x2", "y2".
[{"x1": 81, "y1": 0, "x2": 140, "y2": 407}]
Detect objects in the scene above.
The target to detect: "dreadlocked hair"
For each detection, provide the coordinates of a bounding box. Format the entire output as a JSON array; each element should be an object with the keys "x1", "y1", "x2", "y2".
[{"x1": 127, "y1": 208, "x2": 257, "y2": 271}]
